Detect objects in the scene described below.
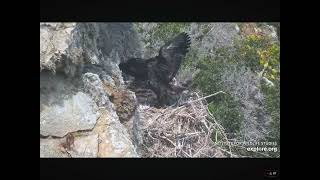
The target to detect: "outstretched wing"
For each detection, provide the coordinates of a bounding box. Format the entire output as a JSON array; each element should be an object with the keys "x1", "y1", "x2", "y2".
[{"x1": 157, "y1": 32, "x2": 191, "y2": 83}]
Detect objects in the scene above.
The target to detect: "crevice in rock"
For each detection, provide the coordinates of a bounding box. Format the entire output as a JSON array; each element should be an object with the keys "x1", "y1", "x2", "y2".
[
  {"x1": 40, "y1": 134, "x2": 49, "y2": 138},
  {"x1": 40, "y1": 118, "x2": 100, "y2": 140}
]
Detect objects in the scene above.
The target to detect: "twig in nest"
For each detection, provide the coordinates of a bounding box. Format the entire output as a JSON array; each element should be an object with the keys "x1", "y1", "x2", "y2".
[
  {"x1": 207, "y1": 107, "x2": 233, "y2": 155},
  {"x1": 180, "y1": 91, "x2": 226, "y2": 107}
]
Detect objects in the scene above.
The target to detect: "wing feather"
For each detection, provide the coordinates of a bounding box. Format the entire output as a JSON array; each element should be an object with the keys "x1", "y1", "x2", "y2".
[{"x1": 158, "y1": 32, "x2": 191, "y2": 82}]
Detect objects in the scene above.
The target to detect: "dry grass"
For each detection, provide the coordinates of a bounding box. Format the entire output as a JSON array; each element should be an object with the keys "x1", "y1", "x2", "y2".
[{"x1": 138, "y1": 91, "x2": 239, "y2": 158}]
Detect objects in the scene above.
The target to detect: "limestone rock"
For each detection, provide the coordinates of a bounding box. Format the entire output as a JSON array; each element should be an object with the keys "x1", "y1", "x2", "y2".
[
  {"x1": 40, "y1": 23, "x2": 77, "y2": 72},
  {"x1": 40, "y1": 92, "x2": 99, "y2": 137},
  {"x1": 82, "y1": 73, "x2": 110, "y2": 107},
  {"x1": 40, "y1": 138, "x2": 69, "y2": 158},
  {"x1": 68, "y1": 134, "x2": 99, "y2": 158},
  {"x1": 40, "y1": 23, "x2": 142, "y2": 157},
  {"x1": 95, "y1": 109, "x2": 139, "y2": 157}
]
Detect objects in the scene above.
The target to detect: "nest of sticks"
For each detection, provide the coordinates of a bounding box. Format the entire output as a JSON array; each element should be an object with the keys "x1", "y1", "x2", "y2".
[{"x1": 139, "y1": 91, "x2": 237, "y2": 158}]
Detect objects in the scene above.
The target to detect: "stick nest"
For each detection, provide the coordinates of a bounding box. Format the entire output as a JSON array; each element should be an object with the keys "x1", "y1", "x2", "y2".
[{"x1": 139, "y1": 92, "x2": 235, "y2": 158}]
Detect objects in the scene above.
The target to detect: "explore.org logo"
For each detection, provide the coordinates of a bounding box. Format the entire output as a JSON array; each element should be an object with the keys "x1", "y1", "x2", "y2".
[
  {"x1": 247, "y1": 146, "x2": 278, "y2": 152},
  {"x1": 216, "y1": 141, "x2": 279, "y2": 152}
]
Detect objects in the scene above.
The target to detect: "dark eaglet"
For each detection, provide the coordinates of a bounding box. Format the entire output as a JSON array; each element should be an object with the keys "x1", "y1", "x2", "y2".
[{"x1": 119, "y1": 32, "x2": 191, "y2": 107}]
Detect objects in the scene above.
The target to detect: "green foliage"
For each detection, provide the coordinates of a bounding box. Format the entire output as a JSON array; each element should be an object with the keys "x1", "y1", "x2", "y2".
[
  {"x1": 135, "y1": 23, "x2": 189, "y2": 56},
  {"x1": 208, "y1": 96, "x2": 244, "y2": 134},
  {"x1": 192, "y1": 55, "x2": 245, "y2": 135},
  {"x1": 237, "y1": 33, "x2": 280, "y2": 156},
  {"x1": 262, "y1": 79, "x2": 280, "y2": 156},
  {"x1": 192, "y1": 57, "x2": 224, "y2": 94},
  {"x1": 190, "y1": 30, "x2": 280, "y2": 153},
  {"x1": 135, "y1": 23, "x2": 187, "y2": 43},
  {"x1": 202, "y1": 24, "x2": 211, "y2": 34},
  {"x1": 181, "y1": 48, "x2": 197, "y2": 69},
  {"x1": 152, "y1": 23, "x2": 188, "y2": 42},
  {"x1": 236, "y1": 34, "x2": 280, "y2": 80}
]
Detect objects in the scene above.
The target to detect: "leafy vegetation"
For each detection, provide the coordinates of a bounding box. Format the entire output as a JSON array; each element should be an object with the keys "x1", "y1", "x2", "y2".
[
  {"x1": 152, "y1": 23, "x2": 188, "y2": 41},
  {"x1": 190, "y1": 29, "x2": 280, "y2": 157},
  {"x1": 237, "y1": 34, "x2": 280, "y2": 80},
  {"x1": 262, "y1": 79, "x2": 280, "y2": 157},
  {"x1": 192, "y1": 51, "x2": 245, "y2": 137},
  {"x1": 135, "y1": 23, "x2": 188, "y2": 44}
]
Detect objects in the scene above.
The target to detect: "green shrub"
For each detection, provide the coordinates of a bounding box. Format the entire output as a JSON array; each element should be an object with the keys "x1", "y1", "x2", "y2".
[
  {"x1": 191, "y1": 31, "x2": 280, "y2": 158},
  {"x1": 236, "y1": 34, "x2": 280, "y2": 80},
  {"x1": 192, "y1": 55, "x2": 245, "y2": 135},
  {"x1": 208, "y1": 96, "x2": 244, "y2": 134},
  {"x1": 262, "y1": 79, "x2": 280, "y2": 156},
  {"x1": 152, "y1": 23, "x2": 188, "y2": 41}
]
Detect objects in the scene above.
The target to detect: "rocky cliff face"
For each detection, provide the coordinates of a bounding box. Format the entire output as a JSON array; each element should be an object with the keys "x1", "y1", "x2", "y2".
[{"x1": 40, "y1": 23, "x2": 142, "y2": 157}]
